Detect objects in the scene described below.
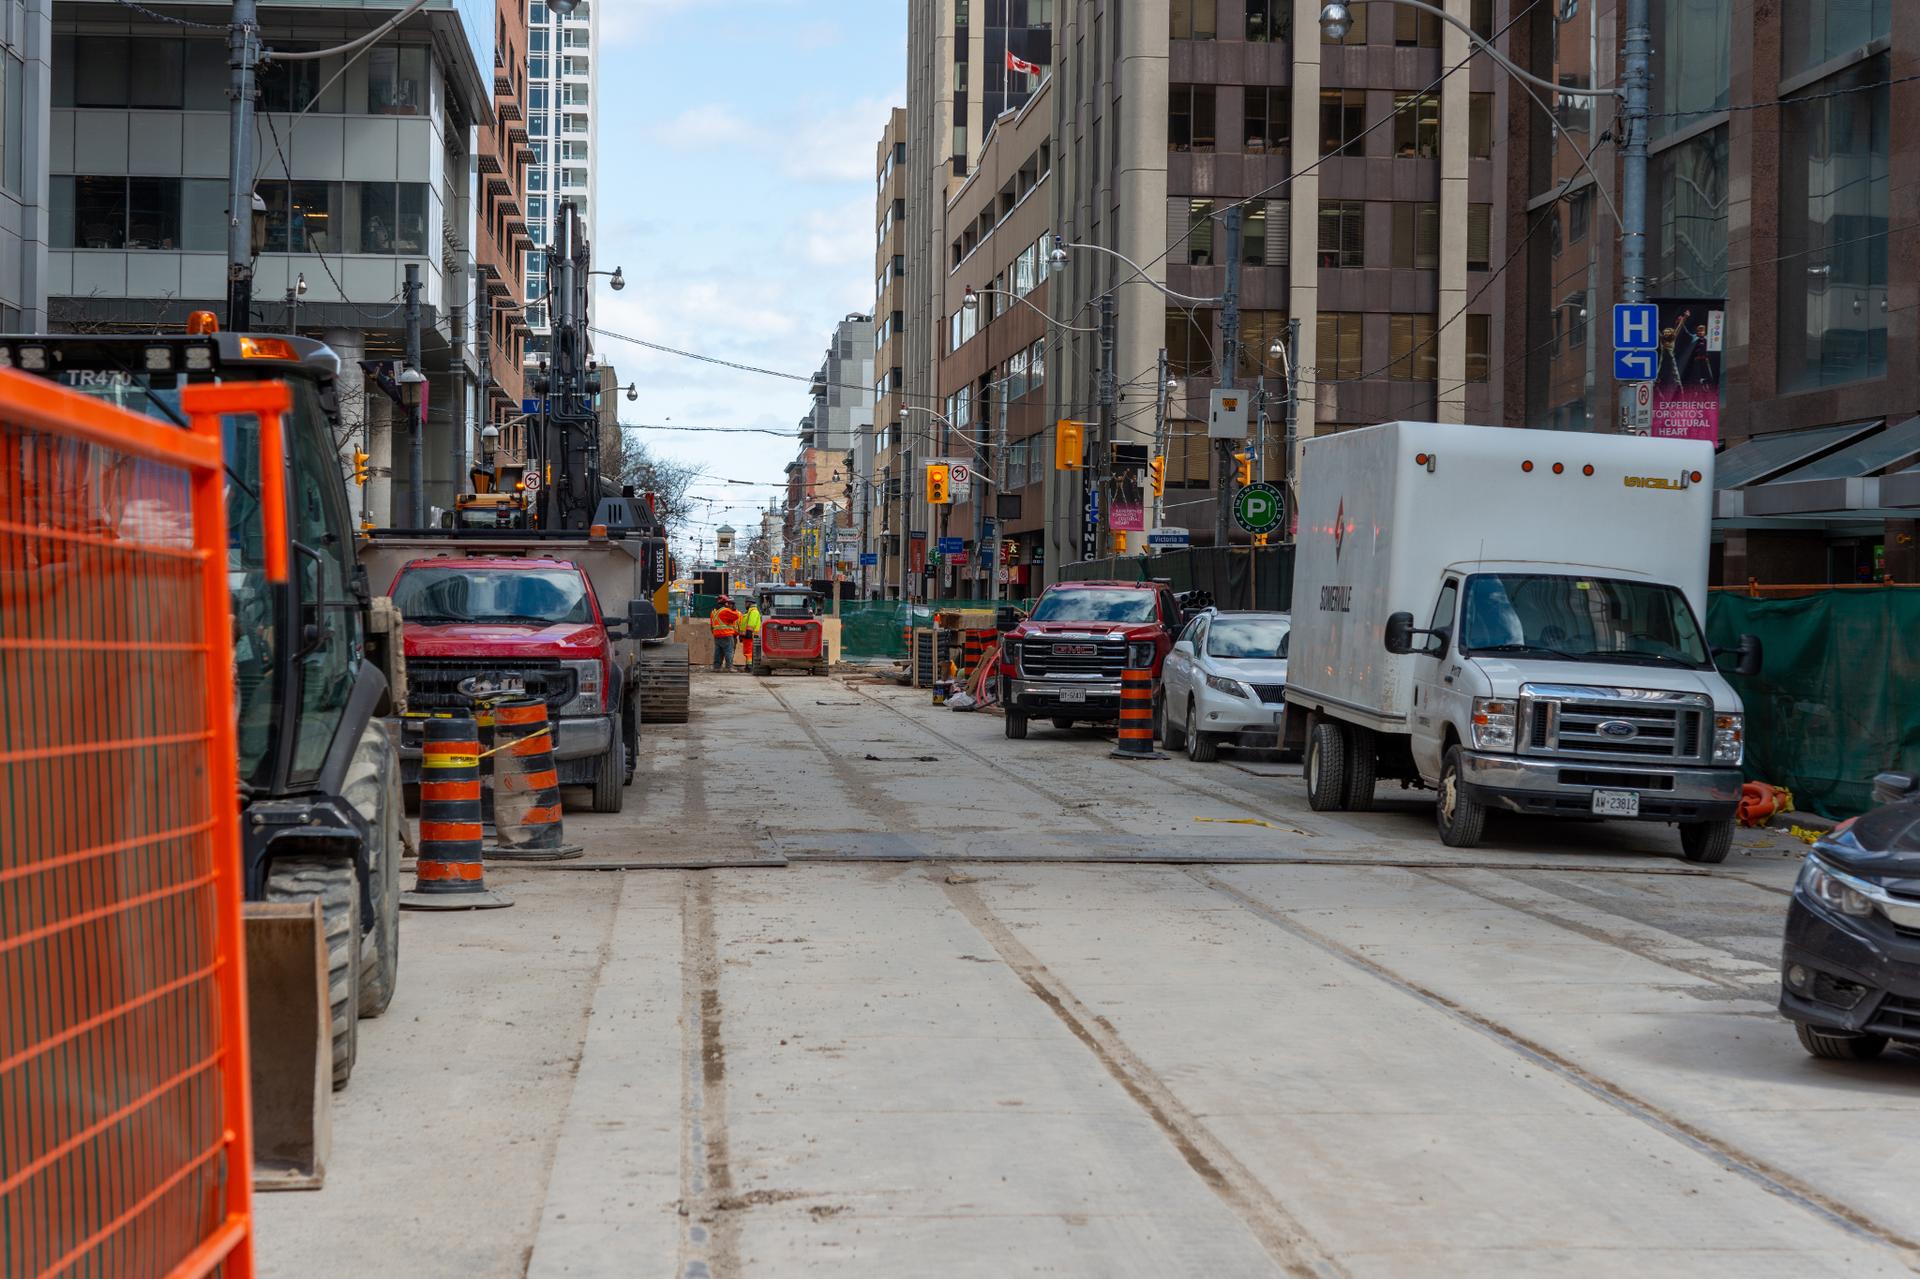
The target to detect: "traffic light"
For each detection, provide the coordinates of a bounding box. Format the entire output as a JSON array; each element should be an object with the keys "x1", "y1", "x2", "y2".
[
  {"x1": 1234, "y1": 451, "x2": 1254, "y2": 487},
  {"x1": 1054, "y1": 419, "x2": 1084, "y2": 470},
  {"x1": 1148, "y1": 455, "x2": 1166, "y2": 498},
  {"x1": 1252, "y1": 533, "x2": 1270, "y2": 547},
  {"x1": 353, "y1": 450, "x2": 370, "y2": 485},
  {"x1": 771, "y1": 555, "x2": 781, "y2": 573},
  {"x1": 927, "y1": 463, "x2": 951, "y2": 504},
  {"x1": 1110, "y1": 530, "x2": 1129, "y2": 555}
]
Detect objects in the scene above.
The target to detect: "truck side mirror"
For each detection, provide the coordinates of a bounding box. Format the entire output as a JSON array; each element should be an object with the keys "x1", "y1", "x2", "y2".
[
  {"x1": 1735, "y1": 633, "x2": 1762, "y2": 677},
  {"x1": 627, "y1": 600, "x2": 661, "y2": 640},
  {"x1": 1384, "y1": 611, "x2": 1417, "y2": 655},
  {"x1": 1873, "y1": 771, "x2": 1920, "y2": 806}
]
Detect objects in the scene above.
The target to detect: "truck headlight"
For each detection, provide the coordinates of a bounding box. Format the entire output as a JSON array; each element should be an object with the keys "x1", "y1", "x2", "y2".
[
  {"x1": 1205, "y1": 674, "x2": 1250, "y2": 699},
  {"x1": 1712, "y1": 713, "x2": 1744, "y2": 765},
  {"x1": 1001, "y1": 636, "x2": 1021, "y2": 676},
  {"x1": 1801, "y1": 856, "x2": 1874, "y2": 918},
  {"x1": 1470, "y1": 698, "x2": 1517, "y2": 751},
  {"x1": 1127, "y1": 640, "x2": 1156, "y2": 670},
  {"x1": 562, "y1": 658, "x2": 602, "y2": 715}
]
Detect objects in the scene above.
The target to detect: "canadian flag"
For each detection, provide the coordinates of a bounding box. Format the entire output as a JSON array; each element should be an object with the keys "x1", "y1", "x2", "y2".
[{"x1": 1006, "y1": 49, "x2": 1042, "y2": 77}]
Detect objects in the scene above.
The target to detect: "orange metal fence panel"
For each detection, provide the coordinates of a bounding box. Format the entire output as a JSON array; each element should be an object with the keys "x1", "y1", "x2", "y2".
[{"x1": 0, "y1": 370, "x2": 280, "y2": 1279}]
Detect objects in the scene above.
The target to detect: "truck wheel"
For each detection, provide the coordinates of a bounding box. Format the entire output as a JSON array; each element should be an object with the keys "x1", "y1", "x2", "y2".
[
  {"x1": 1005, "y1": 709, "x2": 1028, "y2": 739},
  {"x1": 1306, "y1": 720, "x2": 1347, "y2": 811},
  {"x1": 1795, "y1": 1022, "x2": 1887, "y2": 1061},
  {"x1": 1679, "y1": 819, "x2": 1733, "y2": 864},
  {"x1": 1342, "y1": 725, "x2": 1377, "y2": 812},
  {"x1": 266, "y1": 855, "x2": 361, "y2": 1090},
  {"x1": 1160, "y1": 697, "x2": 1188, "y2": 751},
  {"x1": 344, "y1": 723, "x2": 402, "y2": 1020},
  {"x1": 1436, "y1": 746, "x2": 1486, "y2": 848},
  {"x1": 592, "y1": 734, "x2": 627, "y2": 813}
]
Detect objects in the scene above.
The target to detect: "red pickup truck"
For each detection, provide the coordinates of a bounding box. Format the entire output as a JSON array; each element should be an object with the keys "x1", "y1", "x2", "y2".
[
  {"x1": 386, "y1": 556, "x2": 630, "y2": 812},
  {"x1": 997, "y1": 580, "x2": 1186, "y2": 739}
]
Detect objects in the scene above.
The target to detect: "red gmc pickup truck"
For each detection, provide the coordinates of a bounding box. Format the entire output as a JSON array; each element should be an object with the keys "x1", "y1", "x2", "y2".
[{"x1": 997, "y1": 580, "x2": 1187, "y2": 739}]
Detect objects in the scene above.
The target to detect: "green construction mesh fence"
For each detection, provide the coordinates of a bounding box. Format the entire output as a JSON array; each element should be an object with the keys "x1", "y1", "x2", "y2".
[
  {"x1": 1706, "y1": 588, "x2": 1920, "y2": 819},
  {"x1": 689, "y1": 596, "x2": 1033, "y2": 660}
]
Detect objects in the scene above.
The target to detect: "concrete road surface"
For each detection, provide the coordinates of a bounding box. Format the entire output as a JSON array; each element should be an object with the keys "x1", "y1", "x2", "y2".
[{"x1": 255, "y1": 670, "x2": 1920, "y2": 1278}]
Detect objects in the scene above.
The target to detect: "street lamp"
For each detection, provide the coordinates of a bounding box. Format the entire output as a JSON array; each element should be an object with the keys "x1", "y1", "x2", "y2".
[
  {"x1": 590, "y1": 266, "x2": 625, "y2": 291},
  {"x1": 1315, "y1": 0, "x2": 1647, "y2": 302}
]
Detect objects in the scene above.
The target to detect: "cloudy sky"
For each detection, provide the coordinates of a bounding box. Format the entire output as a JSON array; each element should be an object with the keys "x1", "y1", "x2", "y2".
[{"x1": 586, "y1": 0, "x2": 905, "y2": 565}]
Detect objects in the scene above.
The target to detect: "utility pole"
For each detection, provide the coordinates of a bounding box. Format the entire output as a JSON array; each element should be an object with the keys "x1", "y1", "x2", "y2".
[
  {"x1": 1282, "y1": 316, "x2": 1301, "y2": 543},
  {"x1": 1151, "y1": 348, "x2": 1169, "y2": 532},
  {"x1": 403, "y1": 262, "x2": 425, "y2": 527},
  {"x1": 225, "y1": 0, "x2": 260, "y2": 330},
  {"x1": 474, "y1": 286, "x2": 491, "y2": 468},
  {"x1": 1215, "y1": 207, "x2": 1242, "y2": 549},
  {"x1": 1096, "y1": 293, "x2": 1115, "y2": 558},
  {"x1": 1619, "y1": 0, "x2": 1651, "y2": 304},
  {"x1": 991, "y1": 373, "x2": 1009, "y2": 603}
]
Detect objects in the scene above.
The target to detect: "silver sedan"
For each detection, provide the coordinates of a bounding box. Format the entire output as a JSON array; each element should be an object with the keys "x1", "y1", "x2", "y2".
[{"x1": 1160, "y1": 611, "x2": 1291, "y2": 762}]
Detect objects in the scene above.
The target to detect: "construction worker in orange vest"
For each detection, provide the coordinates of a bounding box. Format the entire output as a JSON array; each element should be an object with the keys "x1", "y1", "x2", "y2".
[{"x1": 710, "y1": 596, "x2": 742, "y2": 671}]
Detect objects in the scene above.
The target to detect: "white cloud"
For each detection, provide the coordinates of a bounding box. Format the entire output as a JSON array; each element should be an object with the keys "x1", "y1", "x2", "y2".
[
  {"x1": 797, "y1": 198, "x2": 874, "y2": 270},
  {"x1": 779, "y1": 94, "x2": 900, "y2": 183},
  {"x1": 648, "y1": 104, "x2": 757, "y2": 151}
]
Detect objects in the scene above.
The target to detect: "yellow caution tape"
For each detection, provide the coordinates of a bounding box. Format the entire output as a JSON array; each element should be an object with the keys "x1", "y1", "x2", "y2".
[
  {"x1": 423, "y1": 754, "x2": 480, "y2": 769},
  {"x1": 1789, "y1": 824, "x2": 1827, "y2": 845}
]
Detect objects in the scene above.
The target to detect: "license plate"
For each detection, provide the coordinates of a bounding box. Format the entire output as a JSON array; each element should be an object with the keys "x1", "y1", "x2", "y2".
[
  {"x1": 1058, "y1": 689, "x2": 1087, "y2": 703},
  {"x1": 1591, "y1": 789, "x2": 1640, "y2": 817}
]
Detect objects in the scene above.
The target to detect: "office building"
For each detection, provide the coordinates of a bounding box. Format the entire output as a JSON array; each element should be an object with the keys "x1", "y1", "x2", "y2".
[
  {"x1": 0, "y1": 2, "x2": 51, "y2": 329},
  {"x1": 873, "y1": 107, "x2": 907, "y2": 597},
  {"x1": 47, "y1": 0, "x2": 493, "y2": 525},
  {"x1": 475, "y1": 0, "x2": 533, "y2": 457},
  {"x1": 1043, "y1": 0, "x2": 1509, "y2": 568}
]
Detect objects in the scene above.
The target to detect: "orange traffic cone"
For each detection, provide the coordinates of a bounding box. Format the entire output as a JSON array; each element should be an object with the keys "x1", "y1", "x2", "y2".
[
  {"x1": 1110, "y1": 664, "x2": 1166, "y2": 760},
  {"x1": 401, "y1": 714, "x2": 512, "y2": 909},
  {"x1": 487, "y1": 697, "x2": 583, "y2": 861}
]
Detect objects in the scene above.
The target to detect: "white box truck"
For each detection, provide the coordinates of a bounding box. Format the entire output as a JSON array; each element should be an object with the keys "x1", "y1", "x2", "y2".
[{"x1": 1282, "y1": 422, "x2": 1761, "y2": 860}]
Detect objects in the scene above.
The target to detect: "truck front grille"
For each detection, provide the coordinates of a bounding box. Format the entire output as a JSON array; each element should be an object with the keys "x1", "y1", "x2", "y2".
[
  {"x1": 1019, "y1": 639, "x2": 1128, "y2": 679},
  {"x1": 407, "y1": 658, "x2": 576, "y2": 712},
  {"x1": 1524, "y1": 690, "x2": 1708, "y2": 763}
]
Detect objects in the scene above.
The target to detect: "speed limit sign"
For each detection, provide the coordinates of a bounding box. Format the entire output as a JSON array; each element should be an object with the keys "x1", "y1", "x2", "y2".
[{"x1": 523, "y1": 471, "x2": 542, "y2": 493}]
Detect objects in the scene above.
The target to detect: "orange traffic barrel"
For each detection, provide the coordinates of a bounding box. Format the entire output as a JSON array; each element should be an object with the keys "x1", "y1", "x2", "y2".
[
  {"x1": 488, "y1": 697, "x2": 583, "y2": 861},
  {"x1": 402, "y1": 714, "x2": 512, "y2": 909},
  {"x1": 1110, "y1": 666, "x2": 1166, "y2": 760}
]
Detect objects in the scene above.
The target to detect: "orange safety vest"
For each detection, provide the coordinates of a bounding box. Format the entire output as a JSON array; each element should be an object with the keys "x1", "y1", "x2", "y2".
[{"x1": 711, "y1": 608, "x2": 741, "y2": 638}]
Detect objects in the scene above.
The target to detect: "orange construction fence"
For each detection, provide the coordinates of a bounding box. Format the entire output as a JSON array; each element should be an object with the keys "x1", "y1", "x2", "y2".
[{"x1": 0, "y1": 371, "x2": 289, "y2": 1278}]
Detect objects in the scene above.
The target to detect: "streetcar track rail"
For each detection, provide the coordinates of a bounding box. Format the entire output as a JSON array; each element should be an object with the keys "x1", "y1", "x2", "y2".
[
  {"x1": 1190, "y1": 868, "x2": 1920, "y2": 1269},
  {"x1": 935, "y1": 865, "x2": 1350, "y2": 1279}
]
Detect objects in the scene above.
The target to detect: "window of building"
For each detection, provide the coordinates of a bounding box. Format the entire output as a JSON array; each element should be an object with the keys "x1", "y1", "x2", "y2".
[
  {"x1": 1244, "y1": 86, "x2": 1289, "y2": 154},
  {"x1": 1393, "y1": 93, "x2": 1440, "y2": 157},
  {"x1": 1389, "y1": 314, "x2": 1438, "y2": 381},
  {"x1": 1466, "y1": 314, "x2": 1490, "y2": 383},
  {"x1": 1395, "y1": 8, "x2": 1440, "y2": 46},
  {"x1": 366, "y1": 45, "x2": 428, "y2": 115},
  {"x1": 1169, "y1": 85, "x2": 1217, "y2": 152},
  {"x1": 179, "y1": 178, "x2": 224, "y2": 251},
  {"x1": 1166, "y1": 308, "x2": 1212, "y2": 377},
  {"x1": 529, "y1": 54, "x2": 548, "y2": 78},
  {"x1": 1778, "y1": 55, "x2": 1889, "y2": 391},
  {"x1": 1648, "y1": 126, "x2": 1728, "y2": 297},
  {"x1": 1170, "y1": 0, "x2": 1214, "y2": 39},
  {"x1": 131, "y1": 37, "x2": 186, "y2": 109},
  {"x1": 1322, "y1": 3, "x2": 1365, "y2": 42},
  {"x1": 1469, "y1": 93, "x2": 1494, "y2": 158},
  {"x1": 1317, "y1": 200, "x2": 1365, "y2": 268},
  {"x1": 2, "y1": 51, "x2": 21, "y2": 196},
  {"x1": 1468, "y1": 204, "x2": 1492, "y2": 271},
  {"x1": 1246, "y1": 0, "x2": 1288, "y2": 41},
  {"x1": 1391, "y1": 203, "x2": 1438, "y2": 270},
  {"x1": 1319, "y1": 89, "x2": 1366, "y2": 157},
  {"x1": 1782, "y1": 0, "x2": 1888, "y2": 81},
  {"x1": 1243, "y1": 201, "x2": 1267, "y2": 264},
  {"x1": 1237, "y1": 312, "x2": 1289, "y2": 380},
  {"x1": 1317, "y1": 312, "x2": 1363, "y2": 379},
  {"x1": 1170, "y1": 197, "x2": 1215, "y2": 265},
  {"x1": 1652, "y1": 0, "x2": 1729, "y2": 138},
  {"x1": 125, "y1": 177, "x2": 179, "y2": 249},
  {"x1": 57, "y1": 176, "x2": 126, "y2": 248},
  {"x1": 1471, "y1": 0, "x2": 1493, "y2": 37}
]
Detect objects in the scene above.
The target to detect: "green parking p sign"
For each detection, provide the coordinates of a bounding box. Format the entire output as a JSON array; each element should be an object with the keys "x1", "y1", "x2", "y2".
[{"x1": 1233, "y1": 482, "x2": 1285, "y2": 535}]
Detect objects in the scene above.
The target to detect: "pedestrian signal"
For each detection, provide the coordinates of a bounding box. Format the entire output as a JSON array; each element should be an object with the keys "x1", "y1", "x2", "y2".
[
  {"x1": 1234, "y1": 451, "x2": 1253, "y2": 486},
  {"x1": 927, "y1": 463, "x2": 951, "y2": 504},
  {"x1": 1148, "y1": 455, "x2": 1166, "y2": 497},
  {"x1": 1055, "y1": 419, "x2": 1084, "y2": 470},
  {"x1": 353, "y1": 449, "x2": 370, "y2": 485}
]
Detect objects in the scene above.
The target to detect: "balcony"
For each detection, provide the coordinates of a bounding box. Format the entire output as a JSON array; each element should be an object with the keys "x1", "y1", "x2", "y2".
[
  {"x1": 496, "y1": 98, "x2": 523, "y2": 123},
  {"x1": 494, "y1": 71, "x2": 512, "y2": 97},
  {"x1": 477, "y1": 151, "x2": 502, "y2": 176}
]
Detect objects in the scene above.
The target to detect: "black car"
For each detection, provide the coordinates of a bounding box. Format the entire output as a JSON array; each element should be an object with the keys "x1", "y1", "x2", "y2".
[{"x1": 1780, "y1": 772, "x2": 1920, "y2": 1061}]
